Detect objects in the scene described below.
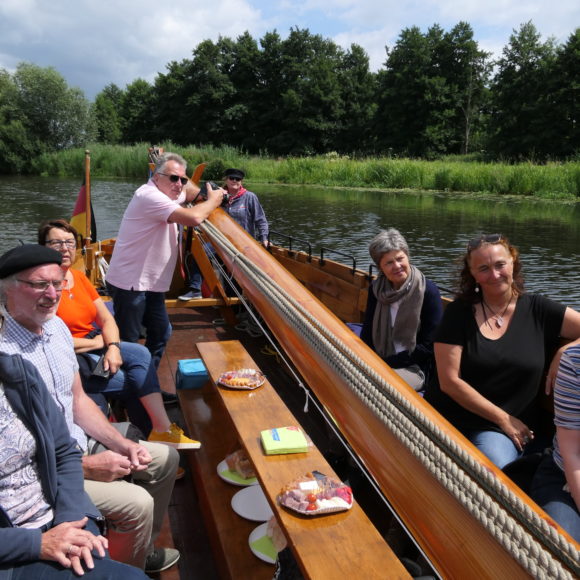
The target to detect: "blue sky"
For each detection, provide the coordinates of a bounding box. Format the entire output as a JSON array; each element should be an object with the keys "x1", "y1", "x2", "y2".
[{"x1": 0, "y1": 0, "x2": 578, "y2": 100}]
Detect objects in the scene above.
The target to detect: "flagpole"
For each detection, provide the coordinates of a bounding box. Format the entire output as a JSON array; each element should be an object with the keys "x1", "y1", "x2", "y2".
[{"x1": 84, "y1": 149, "x2": 91, "y2": 248}]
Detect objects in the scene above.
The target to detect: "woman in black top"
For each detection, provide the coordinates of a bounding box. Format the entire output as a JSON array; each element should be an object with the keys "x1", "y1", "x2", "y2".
[{"x1": 425, "y1": 234, "x2": 580, "y2": 468}]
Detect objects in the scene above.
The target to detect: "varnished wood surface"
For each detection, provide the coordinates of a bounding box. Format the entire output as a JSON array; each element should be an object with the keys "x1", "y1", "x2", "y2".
[
  {"x1": 205, "y1": 209, "x2": 579, "y2": 579},
  {"x1": 197, "y1": 339, "x2": 410, "y2": 579}
]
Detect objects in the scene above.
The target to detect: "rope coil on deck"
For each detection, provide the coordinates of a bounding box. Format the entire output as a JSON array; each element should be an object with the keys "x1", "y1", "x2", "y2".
[{"x1": 201, "y1": 221, "x2": 579, "y2": 579}]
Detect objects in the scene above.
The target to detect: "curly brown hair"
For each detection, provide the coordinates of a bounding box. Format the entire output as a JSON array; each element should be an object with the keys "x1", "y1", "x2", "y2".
[{"x1": 457, "y1": 234, "x2": 525, "y2": 302}]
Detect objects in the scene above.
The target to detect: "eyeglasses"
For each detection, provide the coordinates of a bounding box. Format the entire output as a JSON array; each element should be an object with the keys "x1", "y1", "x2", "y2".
[
  {"x1": 467, "y1": 234, "x2": 503, "y2": 251},
  {"x1": 46, "y1": 239, "x2": 76, "y2": 249},
  {"x1": 227, "y1": 176, "x2": 242, "y2": 182},
  {"x1": 16, "y1": 278, "x2": 69, "y2": 292},
  {"x1": 158, "y1": 173, "x2": 189, "y2": 186}
]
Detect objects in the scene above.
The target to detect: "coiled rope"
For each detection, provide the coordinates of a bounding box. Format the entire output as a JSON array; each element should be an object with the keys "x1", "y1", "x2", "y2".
[{"x1": 201, "y1": 220, "x2": 579, "y2": 578}]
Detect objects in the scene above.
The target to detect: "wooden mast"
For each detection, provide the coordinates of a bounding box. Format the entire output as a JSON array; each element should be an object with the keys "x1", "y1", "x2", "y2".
[
  {"x1": 205, "y1": 209, "x2": 578, "y2": 579},
  {"x1": 84, "y1": 149, "x2": 91, "y2": 248}
]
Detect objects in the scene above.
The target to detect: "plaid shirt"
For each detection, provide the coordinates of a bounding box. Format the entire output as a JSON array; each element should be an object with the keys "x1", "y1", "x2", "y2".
[{"x1": 0, "y1": 313, "x2": 86, "y2": 450}]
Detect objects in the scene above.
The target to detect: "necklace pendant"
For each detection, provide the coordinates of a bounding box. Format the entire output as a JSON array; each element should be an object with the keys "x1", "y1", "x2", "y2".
[{"x1": 495, "y1": 316, "x2": 503, "y2": 328}]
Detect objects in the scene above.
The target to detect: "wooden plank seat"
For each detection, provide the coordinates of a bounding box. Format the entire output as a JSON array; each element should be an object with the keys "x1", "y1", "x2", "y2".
[{"x1": 184, "y1": 339, "x2": 409, "y2": 579}]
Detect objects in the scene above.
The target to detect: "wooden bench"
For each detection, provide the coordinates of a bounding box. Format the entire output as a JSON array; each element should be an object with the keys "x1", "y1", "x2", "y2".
[{"x1": 181, "y1": 339, "x2": 409, "y2": 579}]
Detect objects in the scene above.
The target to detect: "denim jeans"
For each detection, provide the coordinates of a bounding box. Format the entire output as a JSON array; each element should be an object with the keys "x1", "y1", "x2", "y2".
[
  {"x1": 82, "y1": 342, "x2": 161, "y2": 436},
  {"x1": 0, "y1": 518, "x2": 148, "y2": 579},
  {"x1": 466, "y1": 429, "x2": 521, "y2": 469},
  {"x1": 184, "y1": 243, "x2": 215, "y2": 292},
  {"x1": 105, "y1": 283, "x2": 171, "y2": 370},
  {"x1": 530, "y1": 454, "x2": 580, "y2": 542}
]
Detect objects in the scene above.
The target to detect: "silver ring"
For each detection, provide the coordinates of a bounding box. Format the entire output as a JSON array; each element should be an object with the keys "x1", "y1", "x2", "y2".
[
  {"x1": 522, "y1": 436, "x2": 529, "y2": 444},
  {"x1": 66, "y1": 544, "x2": 73, "y2": 556}
]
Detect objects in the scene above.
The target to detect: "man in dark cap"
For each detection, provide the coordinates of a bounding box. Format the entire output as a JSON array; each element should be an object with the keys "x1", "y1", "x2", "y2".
[
  {"x1": 179, "y1": 167, "x2": 269, "y2": 300},
  {"x1": 0, "y1": 244, "x2": 180, "y2": 574}
]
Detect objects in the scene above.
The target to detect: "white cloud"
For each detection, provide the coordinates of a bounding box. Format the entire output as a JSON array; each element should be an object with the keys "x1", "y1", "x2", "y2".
[{"x1": 0, "y1": 0, "x2": 577, "y2": 98}]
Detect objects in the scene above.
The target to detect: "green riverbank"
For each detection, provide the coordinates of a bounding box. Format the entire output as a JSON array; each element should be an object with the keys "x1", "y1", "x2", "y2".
[{"x1": 34, "y1": 143, "x2": 580, "y2": 199}]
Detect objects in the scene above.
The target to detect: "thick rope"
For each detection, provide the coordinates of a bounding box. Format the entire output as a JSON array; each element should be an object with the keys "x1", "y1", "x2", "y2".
[{"x1": 201, "y1": 221, "x2": 579, "y2": 578}]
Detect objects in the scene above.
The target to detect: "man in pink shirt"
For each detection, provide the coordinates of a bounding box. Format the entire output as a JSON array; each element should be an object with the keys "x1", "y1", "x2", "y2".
[{"x1": 106, "y1": 153, "x2": 223, "y2": 368}]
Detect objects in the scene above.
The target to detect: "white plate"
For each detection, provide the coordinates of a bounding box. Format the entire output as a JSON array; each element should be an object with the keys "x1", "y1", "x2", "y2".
[
  {"x1": 231, "y1": 485, "x2": 273, "y2": 522},
  {"x1": 248, "y1": 522, "x2": 276, "y2": 565},
  {"x1": 216, "y1": 459, "x2": 258, "y2": 487}
]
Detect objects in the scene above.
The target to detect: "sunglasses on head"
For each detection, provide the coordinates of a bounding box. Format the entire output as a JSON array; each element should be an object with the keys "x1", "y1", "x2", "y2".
[
  {"x1": 158, "y1": 172, "x2": 189, "y2": 186},
  {"x1": 467, "y1": 233, "x2": 503, "y2": 251},
  {"x1": 227, "y1": 176, "x2": 242, "y2": 182}
]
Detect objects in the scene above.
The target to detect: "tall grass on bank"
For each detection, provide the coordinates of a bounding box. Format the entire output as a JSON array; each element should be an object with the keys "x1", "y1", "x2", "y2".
[{"x1": 33, "y1": 144, "x2": 580, "y2": 199}]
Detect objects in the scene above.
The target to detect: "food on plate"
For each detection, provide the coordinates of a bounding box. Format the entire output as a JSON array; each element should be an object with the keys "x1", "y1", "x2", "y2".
[
  {"x1": 278, "y1": 472, "x2": 353, "y2": 515},
  {"x1": 218, "y1": 368, "x2": 265, "y2": 389},
  {"x1": 266, "y1": 516, "x2": 287, "y2": 552},
  {"x1": 225, "y1": 449, "x2": 256, "y2": 480}
]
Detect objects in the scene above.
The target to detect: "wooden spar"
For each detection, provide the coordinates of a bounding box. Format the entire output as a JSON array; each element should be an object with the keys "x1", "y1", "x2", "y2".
[
  {"x1": 84, "y1": 150, "x2": 91, "y2": 248},
  {"x1": 206, "y1": 209, "x2": 578, "y2": 578}
]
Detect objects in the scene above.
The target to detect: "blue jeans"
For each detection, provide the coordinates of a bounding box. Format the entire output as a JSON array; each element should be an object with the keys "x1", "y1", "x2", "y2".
[
  {"x1": 105, "y1": 283, "x2": 171, "y2": 370},
  {"x1": 0, "y1": 518, "x2": 147, "y2": 579},
  {"x1": 531, "y1": 454, "x2": 580, "y2": 542},
  {"x1": 82, "y1": 342, "x2": 161, "y2": 436},
  {"x1": 184, "y1": 243, "x2": 215, "y2": 292},
  {"x1": 467, "y1": 429, "x2": 521, "y2": 469}
]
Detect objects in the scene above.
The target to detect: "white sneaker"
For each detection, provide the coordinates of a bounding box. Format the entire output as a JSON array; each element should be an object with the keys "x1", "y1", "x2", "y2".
[{"x1": 178, "y1": 290, "x2": 202, "y2": 301}]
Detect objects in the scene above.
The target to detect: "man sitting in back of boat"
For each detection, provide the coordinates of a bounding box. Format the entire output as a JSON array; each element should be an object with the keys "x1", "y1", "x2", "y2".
[
  {"x1": 360, "y1": 228, "x2": 443, "y2": 391},
  {"x1": 0, "y1": 244, "x2": 181, "y2": 574},
  {"x1": 105, "y1": 152, "x2": 224, "y2": 369},
  {"x1": 178, "y1": 167, "x2": 269, "y2": 301}
]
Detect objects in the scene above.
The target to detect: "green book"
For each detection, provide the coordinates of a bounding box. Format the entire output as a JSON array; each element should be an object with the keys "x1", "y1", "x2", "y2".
[{"x1": 260, "y1": 426, "x2": 309, "y2": 455}]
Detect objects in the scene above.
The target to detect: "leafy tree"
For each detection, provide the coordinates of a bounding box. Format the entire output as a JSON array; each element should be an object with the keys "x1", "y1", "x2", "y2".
[
  {"x1": 489, "y1": 22, "x2": 558, "y2": 159},
  {"x1": 13, "y1": 63, "x2": 93, "y2": 151},
  {"x1": 437, "y1": 22, "x2": 491, "y2": 154},
  {"x1": 256, "y1": 27, "x2": 345, "y2": 155},
  {"x1": 0, "y1": 69, "x2": 40, "y2": 173},
  {"x1": 376, "y1": 26, "x2": 437, "y2": 156},
  {"x1": 93, "y1": 84, "x2": 123, "y2": 144},
  {"x1": 120, "y1": 78, "x2": 155, "y2": 143},
  {"x1": 334, "y1": 44, "x2": 377, "y2": 154},
  {"x1": 548, "y1": 28, "x2": 580, "y2": 157}
]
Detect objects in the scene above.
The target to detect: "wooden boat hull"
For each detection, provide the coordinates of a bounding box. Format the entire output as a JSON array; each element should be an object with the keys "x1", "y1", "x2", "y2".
[
  {"x1": 79, "y1": 211, "x2": 578, "y2": 578},
  {"x1": 203, "y1": 209, "x2": 578, "y2": 578}
]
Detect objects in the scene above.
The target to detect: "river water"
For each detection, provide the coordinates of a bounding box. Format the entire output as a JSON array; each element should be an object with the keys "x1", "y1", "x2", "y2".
[{"x1": 2, "y1": 176, "x2": 580, "y2": 309}]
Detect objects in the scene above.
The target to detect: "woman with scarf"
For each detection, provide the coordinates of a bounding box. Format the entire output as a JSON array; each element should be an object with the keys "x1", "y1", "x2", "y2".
[{"x1": 360, "y1": 229, "x2": 443, "y2": 391}]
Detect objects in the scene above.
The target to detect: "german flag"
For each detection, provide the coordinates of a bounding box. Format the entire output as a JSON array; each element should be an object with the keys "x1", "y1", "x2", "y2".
[{"x1": 70, "y1": 179, "x2": 96, "y2": 243}]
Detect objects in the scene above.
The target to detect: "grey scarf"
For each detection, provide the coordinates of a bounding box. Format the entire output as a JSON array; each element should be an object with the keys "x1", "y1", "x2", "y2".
[{"x1": 371, "y1": 265, "x2": 426, "y2": 360}]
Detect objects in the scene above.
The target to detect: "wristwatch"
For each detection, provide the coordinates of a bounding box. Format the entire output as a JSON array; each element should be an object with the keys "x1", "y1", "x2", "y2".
[{"x1": 107, "y1": 342, "x2": 121, "y2": 350}]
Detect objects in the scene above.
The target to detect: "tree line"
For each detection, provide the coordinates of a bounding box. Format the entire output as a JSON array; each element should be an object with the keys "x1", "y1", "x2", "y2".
[{"x1": 0, "y1": 21, "x2": 578, "y2": 174}]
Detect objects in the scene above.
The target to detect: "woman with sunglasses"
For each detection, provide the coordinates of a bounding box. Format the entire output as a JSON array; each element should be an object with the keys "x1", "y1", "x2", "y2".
[{"x1": 424, "y1": 234, "x2": 580, "y2": 469}]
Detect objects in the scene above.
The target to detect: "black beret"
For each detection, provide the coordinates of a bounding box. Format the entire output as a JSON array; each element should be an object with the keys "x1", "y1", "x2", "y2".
[
  {"x1": 0, "y1": 244, "x2": 62, "y2": 279},
  {"x1": 224, "y1": 168, "x2": 245, "y2": 179}
]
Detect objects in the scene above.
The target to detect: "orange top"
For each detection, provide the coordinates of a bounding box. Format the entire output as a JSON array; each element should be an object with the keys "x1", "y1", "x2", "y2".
[{"x1": 57, "y1": 269, "x2": 100, "y2": 338}]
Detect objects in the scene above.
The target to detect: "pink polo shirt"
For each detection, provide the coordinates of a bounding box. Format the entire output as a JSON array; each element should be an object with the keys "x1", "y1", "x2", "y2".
[{"x1": 106, "y1": 180, "x2": 185, "y2": 292}]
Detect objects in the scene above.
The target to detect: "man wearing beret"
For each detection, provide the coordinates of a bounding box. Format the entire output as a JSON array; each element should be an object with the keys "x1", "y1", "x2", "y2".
[
  {"x1": 179, "y1": 167, "x2": 269, "y2": 300},
  {"x1": 0, "y1": 245, "x2": 181, "y2": 574}
]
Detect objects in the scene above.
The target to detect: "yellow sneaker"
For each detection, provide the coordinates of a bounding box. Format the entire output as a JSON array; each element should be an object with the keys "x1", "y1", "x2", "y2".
[{"x1": 148, "y1": 423, "x2": 201, "y2": 449}]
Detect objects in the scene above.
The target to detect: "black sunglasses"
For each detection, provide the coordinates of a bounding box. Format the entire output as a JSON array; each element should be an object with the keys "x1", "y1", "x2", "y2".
[
  {"x1": 158, "y1": 173, "x2": 189, "y2": 186},
  {"x1": 467, "y1": 233, "x2": 503, "y2": 251},
  {"x1": 227, "y1": 176, "x2": 242, "y2": 182}
]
